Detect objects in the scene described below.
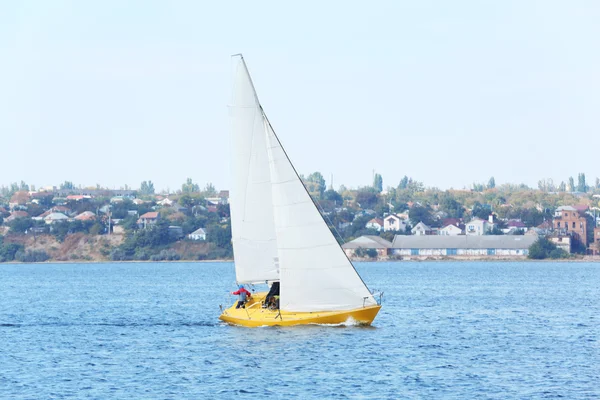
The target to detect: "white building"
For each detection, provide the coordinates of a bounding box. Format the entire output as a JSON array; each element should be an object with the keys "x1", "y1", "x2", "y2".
[
  {"x1": 365, "y1": 218, "x2": 384, "y2": 231},
  {"x1": 44, "y1": 212, "x2": 69, "y2": 224},
  {"x1": 341, "y1": 235, "x2": 392, "y2": 258},
  {"x1": 188, "y1": 227, "x2": 207, "y2": 241},
  {"x1": 384, "y1": 214, "x2": 408, "y2": 232},
  {"x1": 465, "y1": 217, "x2": 495, "y2": 236},
  {"x1": 391, "y1": 235, "x2": 536, "y2": 257},
  {"x1": 411, "y1": 221, "x2": 432, "y2": 236},
  {"x1": 438, "y1": 224, "x2": 463, "y2": 236}
]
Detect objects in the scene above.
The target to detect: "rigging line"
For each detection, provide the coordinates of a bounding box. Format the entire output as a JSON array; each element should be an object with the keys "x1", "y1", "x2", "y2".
[{"x1": 261, "y1": 109, "x2": 374, "y2": 294}]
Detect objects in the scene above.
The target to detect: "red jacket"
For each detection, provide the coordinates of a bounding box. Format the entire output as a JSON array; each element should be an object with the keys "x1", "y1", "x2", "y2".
[{"x1": 232, "y1": 288, "x2": 252, "y2": 297}]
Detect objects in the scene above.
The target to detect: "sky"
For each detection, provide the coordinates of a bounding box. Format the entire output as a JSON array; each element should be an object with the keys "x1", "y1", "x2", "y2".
[{"x1": 1, "y1": 1, "x2": 599, "y2": 193}]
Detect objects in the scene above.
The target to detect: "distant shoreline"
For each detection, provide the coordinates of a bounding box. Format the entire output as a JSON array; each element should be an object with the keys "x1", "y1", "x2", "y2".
[{"x1": 2, "y1": 257, "x2": 600, "y2": 265}]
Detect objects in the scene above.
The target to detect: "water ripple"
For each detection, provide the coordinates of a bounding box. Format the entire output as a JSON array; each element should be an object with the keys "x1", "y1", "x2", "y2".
[{"x1": 1, "y1": 261, "x2": 599, "y2": 399}]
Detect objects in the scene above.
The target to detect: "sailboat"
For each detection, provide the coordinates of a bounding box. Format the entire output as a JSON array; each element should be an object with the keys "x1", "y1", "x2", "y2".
[{"x1": 219, "y1": 55, "x2": 381, "y2": 327}]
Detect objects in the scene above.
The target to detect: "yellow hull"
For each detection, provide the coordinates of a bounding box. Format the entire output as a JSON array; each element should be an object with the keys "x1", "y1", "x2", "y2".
[{"x1": 219, "y1": 292, "x2": 381, "y2": 327}]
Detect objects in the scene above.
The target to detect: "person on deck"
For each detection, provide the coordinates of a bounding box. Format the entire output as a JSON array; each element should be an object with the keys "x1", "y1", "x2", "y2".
[{"x1": 232, "y1": 285, "x2": 252, "y2": 309}]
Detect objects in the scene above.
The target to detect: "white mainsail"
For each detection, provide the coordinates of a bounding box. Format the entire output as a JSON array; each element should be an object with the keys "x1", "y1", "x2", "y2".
[{"x1": 229, "y1": 57, "x2": 279, "y2": 284}]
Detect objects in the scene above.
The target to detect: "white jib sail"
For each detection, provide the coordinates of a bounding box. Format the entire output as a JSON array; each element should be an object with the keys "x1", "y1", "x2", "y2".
[
  {"x1": 264, "y1": 120, "x2": 377, "y2": 312},
  {"x1": 229, "y1": 56, "x2": 279, "y2": 284}
]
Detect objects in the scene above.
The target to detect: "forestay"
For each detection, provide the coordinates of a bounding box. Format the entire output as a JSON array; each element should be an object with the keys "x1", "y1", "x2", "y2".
[{"x1": 229, "y1": 57, "x2": 279, "y2": 284}]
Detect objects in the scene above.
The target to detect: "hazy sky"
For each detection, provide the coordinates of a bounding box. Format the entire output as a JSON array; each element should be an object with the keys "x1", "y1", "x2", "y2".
[{"x1": 1, "y1": 1, "x2": 599, "y2": 192}]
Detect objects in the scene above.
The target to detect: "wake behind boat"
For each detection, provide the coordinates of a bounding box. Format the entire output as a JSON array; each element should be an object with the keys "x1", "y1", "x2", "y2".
[{"x1": 219, "y1": 55, "x2": 381, "y2": 327}]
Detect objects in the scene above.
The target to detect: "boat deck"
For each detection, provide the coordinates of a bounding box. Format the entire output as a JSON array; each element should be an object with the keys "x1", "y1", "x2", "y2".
[{"x1": 219, "y1": 292, "x2": 381, "y2": 327}]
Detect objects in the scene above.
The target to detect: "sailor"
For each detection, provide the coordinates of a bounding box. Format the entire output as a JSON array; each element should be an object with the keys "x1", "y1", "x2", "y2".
[
  {"x1": 264, "y1": 281, "x2": 280, "y2": 309},
  {"x1": 232, "y1": 285, "x2": 252, "y2": 309}
]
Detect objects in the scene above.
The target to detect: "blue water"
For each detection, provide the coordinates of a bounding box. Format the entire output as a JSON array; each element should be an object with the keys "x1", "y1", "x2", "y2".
[{"x1": 1, "y1": 262, "x2": 598, "y2": 399}]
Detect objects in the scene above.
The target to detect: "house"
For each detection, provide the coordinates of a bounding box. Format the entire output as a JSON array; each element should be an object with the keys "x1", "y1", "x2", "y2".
[
  {"x1": 433, "y1": 210, "x2": 448, "y2": 221},
  {"x1": 384, "y1": 214, "x2": 408, "y2": 232},
  {"x1": 574, "y1": 204, "x2": 589, "y2": 214},
  {"x1": 168, "y1": 226, "x2": 184, "y2": 239},
  {"x1": 66, "y1": 195, "x2": 91, "y2": 201},
  {"x1": 438, "y1": 224, "x2": 464, "y2": 236},
  {"x1": 465, "y1": 217, "x2": 494, "y2": 236},
  {"x1": 74, "y1": 211, "x2": 96, "y2": 221},
  {"x1": 337, "y1": 222, "x2": 351, "y2": 230},
  {"x1": 52, "y1": 205, "x2": 72, "y2": 216},
  {"x1": 553, "y1": 206, "x2": 587, "y2": 246},
  {"x1": 549, "y1": 235, "x2": 572, "y2": 253},
  {"x1": 9, "y1": 191, "x2": 30, "y2": 210},
  {"x1": 534, "y1": 220, "x2": 554, "y2": 235},
  {"x1": 591, "y1": 227, "x2": 600, "y2": 254},
  {"x1": 365, "y1": 218, "x2": 384, "y2": 231},
  {"x1": 411, "y1": 221, "x2": 433, "y2": 236},
  {"x1": 157, "y1": 198, "x2": 174, "y2": 207},
  {"x1": 441, "y1": 218, "x2": 461, "y2": 226},
  {"x1": 188, "y1": 227, "x2": 207, "y2": 241},
  {"x1": 503, "y1": 220, "x2": 527, "y2": 234},
  {"x1": 138, "y1": 211, "x2": 159, "y2": 228},
  {"x1": 395, "y1": 211, "x2": 410, "y2": 221},
  {"x1": 5, "y1": 211, "x2": 29, "y2": 223},
  {"x1": 44, "y1": 212, "x2": 69, "y2": 224},
  {"x1": 353, "y1": 209, "x2": 376, "y2": 220},
  {"x1": 171, "y1": 204, "x2": 188, "y2": 213},
  {"x1": 218, "y1": 190, "x2": 230, "y2": 204},
  {"x1": 390, "y1": 235, "x2": 537, "y2": 258},
  {"x1": 341, "y1": 235, "x2": 392, "y2": 258},
  {"x1": 33, "y1": 210, "x2": 52, "y2": 221},
  {"x1": 132, "y1": 198, "x2": 146, "y2": 205}
]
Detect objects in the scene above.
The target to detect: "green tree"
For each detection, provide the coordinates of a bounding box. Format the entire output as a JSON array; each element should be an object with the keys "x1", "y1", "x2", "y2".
[
  {"x1": 488, "y1": 226, "x2": 504, "y2": 235},
  {"x1": 568, "y1": 176, "x2": 575, "y2": 192},
  {"x1": 355, "y1": 247, "x2": 378, "y2": 259},
  {"x1": 577, "y1": 173, "x2": 587, "y2": 192},
  {"x1": 472, "y1": 182, "x2": 485, "y2": 192},
  {"x1": 60, "y1": 181, "x2": 74, "y2": 190},
  {"x1": 439, "y1": 193, "x2": 464, "y2": 219},
  {"x1": 406, "y1": 178, "x2": 425, "y2": 194},
  {"x1": 0, "y1": 242, "x2": 23, "y2": 262},
  {"x1": 303, "y1": 172, "x2": 326, "y2": 199},
  {"x1": 355, "y1": 189, "x2": 379, "y2": 210},
  {"x1": 207, "y1": 223, "x2": 232, "y2": 256},
  {"x1": 182, "y1": 178, "x2": 200, "y2": 193},
  {"x1": 409, "y1": 205, "x2": 434, "y2": 226},
  {"x1": 373, "y1": 173, "x2": 383, "y2": 193},
  {"x1": 487, "y1": 177, "x2": 496, "y2": 189},
  {"x1": 398, "y1": 176, "x2": 409, "y2": 189},
  {"x1": 558, "y1": 181, "x2": 566, "y2": 192},
  {"x1": 323, "y1": 189, "x2": 343, "y2": 205},
  {"x1": 140, "y1": 180, "x2": 155, "y2": 195},
  {"x1": 8, "y1": 218, "x2": 34, "y2": 234},
  {"x1": 528, "y1": 237, "x2": 562, "y2": 259},
  {"x1": 203, "y1": 183, "x2": 217, "y2": 196},
  {"x1": 471, "y1": 202, "x2": 491, "y2": 220}
]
